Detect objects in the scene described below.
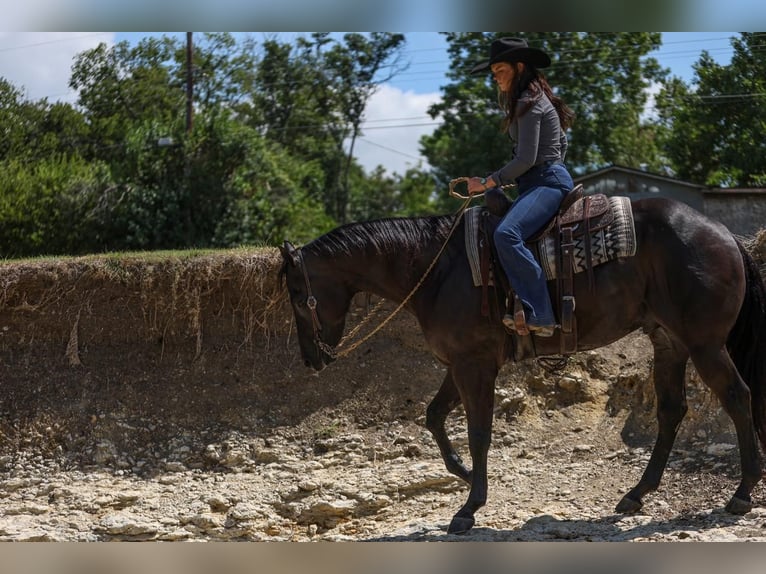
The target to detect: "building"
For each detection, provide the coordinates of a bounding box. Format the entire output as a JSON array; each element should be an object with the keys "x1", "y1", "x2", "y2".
[{"x1": 575, "y1": 165, "x2": 766, "y2": 235}]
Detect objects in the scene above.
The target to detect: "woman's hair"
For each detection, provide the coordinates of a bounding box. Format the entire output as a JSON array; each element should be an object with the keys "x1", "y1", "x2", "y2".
[{"x1": 498, "y1": 64, "x2": 575, "y2": 133}]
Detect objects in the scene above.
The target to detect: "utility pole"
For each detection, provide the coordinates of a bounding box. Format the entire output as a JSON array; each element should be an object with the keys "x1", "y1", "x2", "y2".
[
  {"x1": 184, "y1": 32, "x2": 194, "y2": 246},
  {"x1": 186, "y1": 32, "x2": 193, "y2": 134}
]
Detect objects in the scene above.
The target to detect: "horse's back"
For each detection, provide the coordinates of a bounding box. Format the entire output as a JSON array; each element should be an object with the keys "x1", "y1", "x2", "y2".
[
  {"x1": 630, "y1": 196, "x2": 744, "y2": 340},
  {"x1": 631, "y1": 196, "x2": 736, "y2": 246}
]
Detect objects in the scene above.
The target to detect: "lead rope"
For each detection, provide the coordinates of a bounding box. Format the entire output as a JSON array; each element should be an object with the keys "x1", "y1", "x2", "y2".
[{"x1": 324, "y1": 178, "x2": 488, "y2": 360}]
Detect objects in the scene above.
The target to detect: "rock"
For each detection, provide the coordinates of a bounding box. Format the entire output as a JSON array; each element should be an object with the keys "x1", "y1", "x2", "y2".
[
  {"x1": 93, "y1": 441, "x2": 118, "y2": 465},
  {"x1": 204, "y1": 444, "x2": 221, "y2": 464},
  {"x1": 296, "y1": 500, "x2": 357, "y2": 528},
  {"x1": 207, "y1": 495, "x2": 230, "y2": 512},
  {"x1": 396, "y1": 468, "x2": 462, "y2": 494},
  {"x1": 184, "y1": 513, "x2": 224, "y2": 531},
  {"x1": 97, "y1": 513, "x2": 160, "y2": 539},
  {"x1": 1, "y1": 478, "x2": 33, "y2": 492},
  {"x1": 495, "y1": 388, "x2": 526, "y2": 417},
  {"x1": 114, "y1": 492, "x2": 141, "y2": 508},
  {"x1": 227, "y1": 502, "x2": 265, "y2": 522},
  {"x1": 557, "y1": 376, "x2": 581, "y2": 393},
  {"x1": 298, "y1": 480, "x2": 319, "y2": 492},
  {"x1": 4, "y1": 503, "x2": 48, "y2": 516},
  {"x1": 255, "y1": 449, "x2": 281, "y2": 464},
  {"x1": 705, "y1": 443, "x2": 736, "y2": 456}
]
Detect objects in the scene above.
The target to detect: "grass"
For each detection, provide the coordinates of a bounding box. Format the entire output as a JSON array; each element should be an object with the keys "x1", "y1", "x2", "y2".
[{"x1": 0, "y1": 245, "x2": 276, "y2": 267}]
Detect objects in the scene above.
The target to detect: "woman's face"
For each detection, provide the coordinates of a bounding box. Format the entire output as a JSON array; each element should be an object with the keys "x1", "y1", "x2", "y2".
[{"x1": 490, "y1": 61, "x2": 522, "y2": 92}]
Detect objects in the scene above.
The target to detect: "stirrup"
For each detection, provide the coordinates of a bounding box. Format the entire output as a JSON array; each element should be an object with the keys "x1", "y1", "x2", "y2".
[
  {"x1": 502, "y1": 313, "x2": 556, "y2": 338},
  {"x1": 528, "y1": 324, "x2": 556, "y2": 338}
]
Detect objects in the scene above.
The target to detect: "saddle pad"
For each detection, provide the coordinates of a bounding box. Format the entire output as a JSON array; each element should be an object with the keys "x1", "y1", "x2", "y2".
[
  {"x1": 465, "y1": 196, "x2": 636, "y2": 287},
  {"x1": 537, "y1": 195, "x2": 636, "y2": 280}
]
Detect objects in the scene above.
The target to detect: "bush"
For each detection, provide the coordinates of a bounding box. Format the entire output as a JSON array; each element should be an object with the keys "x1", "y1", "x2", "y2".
[{"x1": 0, "y1": 157, "x2": 113, "y2": 257}]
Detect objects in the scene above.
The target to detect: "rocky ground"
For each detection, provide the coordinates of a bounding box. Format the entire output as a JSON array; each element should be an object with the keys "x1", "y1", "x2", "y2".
[{"x1": 1, "y1": 331, "x2": 765, "y2": 542}]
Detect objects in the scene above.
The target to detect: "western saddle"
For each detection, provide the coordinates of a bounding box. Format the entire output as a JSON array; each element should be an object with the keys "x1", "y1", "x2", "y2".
[{"x1": 478, "y1": 183, "x2": 613, "y2": 355}]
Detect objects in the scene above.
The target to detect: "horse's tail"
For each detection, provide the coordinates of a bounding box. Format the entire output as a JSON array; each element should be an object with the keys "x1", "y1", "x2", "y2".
[{"x1": 728, "y1": 239, "x2": 766, "y2": 453}]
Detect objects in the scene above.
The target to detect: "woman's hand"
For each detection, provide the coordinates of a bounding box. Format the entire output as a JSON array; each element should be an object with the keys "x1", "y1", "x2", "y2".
[{"x1": 467, "y1": 176, "x2": 495, "y2": 195}]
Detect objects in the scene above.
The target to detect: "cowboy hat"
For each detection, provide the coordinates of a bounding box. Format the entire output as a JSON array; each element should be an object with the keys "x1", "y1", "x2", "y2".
[{"x1": 470, "y1": 37, "x2": 551, "y2": 74}]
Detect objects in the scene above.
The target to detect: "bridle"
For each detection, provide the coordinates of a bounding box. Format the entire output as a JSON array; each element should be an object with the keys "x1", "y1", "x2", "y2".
[{"x1": 294, "y1": 250, "x2": 337, "y2": 358}]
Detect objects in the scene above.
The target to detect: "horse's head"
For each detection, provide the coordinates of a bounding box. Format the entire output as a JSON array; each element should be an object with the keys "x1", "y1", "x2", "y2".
[{"x1": 279, "y1": 240, "x2": 351, "y2": 371}]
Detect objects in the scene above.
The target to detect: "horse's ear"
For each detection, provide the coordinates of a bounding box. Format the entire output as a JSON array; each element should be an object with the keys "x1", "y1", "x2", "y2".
[{"x1": 280, "y1": 240, "x2": 300, "y2": 266}]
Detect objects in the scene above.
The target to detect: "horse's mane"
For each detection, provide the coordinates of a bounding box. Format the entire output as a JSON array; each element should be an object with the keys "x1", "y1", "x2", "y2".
[{"x1": 303, "y1": 215, "x2": 456, "y2": 258}]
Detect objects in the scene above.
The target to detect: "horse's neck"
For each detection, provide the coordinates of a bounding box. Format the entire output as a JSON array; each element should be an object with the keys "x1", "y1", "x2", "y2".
[
  {"x1": 339, "y1": 248, "x2": 420, "y2": 304},
  {"x1": 316, "y1": 215, "x2": 453, "y2": 305}
]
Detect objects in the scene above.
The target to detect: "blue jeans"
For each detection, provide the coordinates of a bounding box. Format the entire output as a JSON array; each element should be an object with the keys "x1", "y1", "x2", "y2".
[{"x1": 493, "y1": 163, "x2": 573, "y2": 326}]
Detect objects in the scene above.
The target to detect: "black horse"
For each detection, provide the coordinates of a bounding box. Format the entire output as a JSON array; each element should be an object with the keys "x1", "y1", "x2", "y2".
[{"x1": 279, "y1": 196, "x2": 766, "y2": 534}]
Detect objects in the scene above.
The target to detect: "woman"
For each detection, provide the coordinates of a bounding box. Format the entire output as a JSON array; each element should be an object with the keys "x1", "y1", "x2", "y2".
[{"x1": 467, "y1": 37, "x2": 575, "y2": 337}]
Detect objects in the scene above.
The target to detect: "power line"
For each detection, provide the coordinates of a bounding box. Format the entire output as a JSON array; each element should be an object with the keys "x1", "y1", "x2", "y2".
[
  {"x1": 361, "y1": 115, "x2": 437, "y2": 123},
  {"x1": 362, "y1": 122, "x2": 440, "y2": 130},
  {"x1": 357, "y1": 137, "x2": 423, "y2": 162},
  {"x1": 0, "y1": 33, "x2": 112, "y2": 53}
]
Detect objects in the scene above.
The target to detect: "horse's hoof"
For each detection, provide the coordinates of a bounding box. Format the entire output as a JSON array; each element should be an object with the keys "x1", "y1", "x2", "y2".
[
  {"x1": 725, "y1": 496, "x2": 752, "y2": 515},
  {"x1": 615, "y1": 495, "x2": 643, "y2": 514},
  {"x1": 447, "y1": 514, "x2": 475, "y2": 535}
]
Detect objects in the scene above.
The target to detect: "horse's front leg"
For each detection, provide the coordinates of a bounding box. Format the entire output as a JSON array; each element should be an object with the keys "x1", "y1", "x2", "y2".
[
  {"x1": 426, "y1": 369, "x2": 471, "y2": 483},
  {"x1": 445, "y1": 357, "x2": 498, "y2": 535}
]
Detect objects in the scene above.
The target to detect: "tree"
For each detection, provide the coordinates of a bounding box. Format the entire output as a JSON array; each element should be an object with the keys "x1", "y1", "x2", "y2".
[
  {"x1": 0, "y1": 155, "x2": 111, "y2": 257},
  {"x1": 323, "y1": 33, "x2": 407, "y2": 224},
  {"x1": 0, "y1": 79, "x2": 90, "y2": 162},
  {"x1": 244, "y1": 33, "x2": 406, "y2": 224},
  {"x1": 0, "y1": 78, "x2": 35, "y2": 159},
  {"x1": 69, "y1": 37, "x2": 184, "y2": 170},
  {"x1": 655, "y1": 33, "x2": 766, "y2": 187},
  {"x1": 0, "y1": 33, "x2": 416, "y2": 257},
  {"x1": 348, "y1": 166, "x2": 437, "y2": 221},
  {"x1": 421, "y1": 32, "x2": 667, "y2": 201},
  {"x1": 67, "y1": 34, "x2": 302, "y2": 250}
]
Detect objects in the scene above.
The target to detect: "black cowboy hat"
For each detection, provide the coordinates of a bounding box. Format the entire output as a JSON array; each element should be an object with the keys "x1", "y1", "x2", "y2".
[{"x1": 470, "y1": 37, "x2": 551, "y2": 75}]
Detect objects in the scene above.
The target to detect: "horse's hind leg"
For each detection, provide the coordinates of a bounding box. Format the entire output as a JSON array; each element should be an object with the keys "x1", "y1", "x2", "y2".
[
  {"x1": 616, "y1": 328, "x2": 689, "y2": 513},
  {"x1": 426, "y1": 369, "x2": 471, "y2": 483},
  {"x1": 689, "y1": 345, "x2": 762, "y2": 514}
]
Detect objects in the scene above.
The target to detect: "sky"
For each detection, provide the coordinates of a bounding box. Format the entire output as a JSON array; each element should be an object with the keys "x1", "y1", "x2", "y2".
[{"x1": 0, "y1": 31, "x2": 741, "y2": 176}]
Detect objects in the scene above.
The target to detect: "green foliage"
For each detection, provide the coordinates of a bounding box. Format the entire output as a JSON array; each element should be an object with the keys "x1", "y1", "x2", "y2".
[
  {"x1": 208, "y1": 119, "x2": 337, "y2": 246},
  {"x1": 0, "y1": 79, "x2": 90, "y2": 162},
  {"x1": 69, "y1": 37, "x2": 184, "y2": 166},
  {"x1": 0, "y1": 156, "x2": 111, "y2": 257},
  {"x1": 3, "y1": 32, "x2": 765, "y2": 259},
  {"x1": 348, "y1": 166, "x2": 438, "y2": 220},
  {"x1": 656, "y1": 33, "x2": 766, "y2": 186},
  {"x1": 242, "y1": 33, "x2": 406, "y2": 224}
]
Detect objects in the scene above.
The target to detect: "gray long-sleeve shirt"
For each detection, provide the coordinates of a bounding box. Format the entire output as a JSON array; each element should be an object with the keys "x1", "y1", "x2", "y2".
[{"x1": 490, "y1": 91, "x2": 568, "y2": 186}]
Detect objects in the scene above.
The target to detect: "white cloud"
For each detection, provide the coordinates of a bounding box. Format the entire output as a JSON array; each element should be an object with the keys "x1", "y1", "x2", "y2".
[
  {"x1": 352, "y1": 83, "x2": 442, "y2": 176},
  {"x1": 0, "y1": 32, "x2": 114, "y2": 103}
]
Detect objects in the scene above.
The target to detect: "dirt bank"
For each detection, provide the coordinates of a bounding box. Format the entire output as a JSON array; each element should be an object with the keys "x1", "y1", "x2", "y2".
[{"x1": 0, "y1": 245, "x2": 764, "y2": 541}]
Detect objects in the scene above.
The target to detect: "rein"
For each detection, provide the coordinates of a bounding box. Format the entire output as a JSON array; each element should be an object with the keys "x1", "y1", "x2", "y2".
[{"x1": 299, "y1": 178, "x2": 492, "y2": 361}]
